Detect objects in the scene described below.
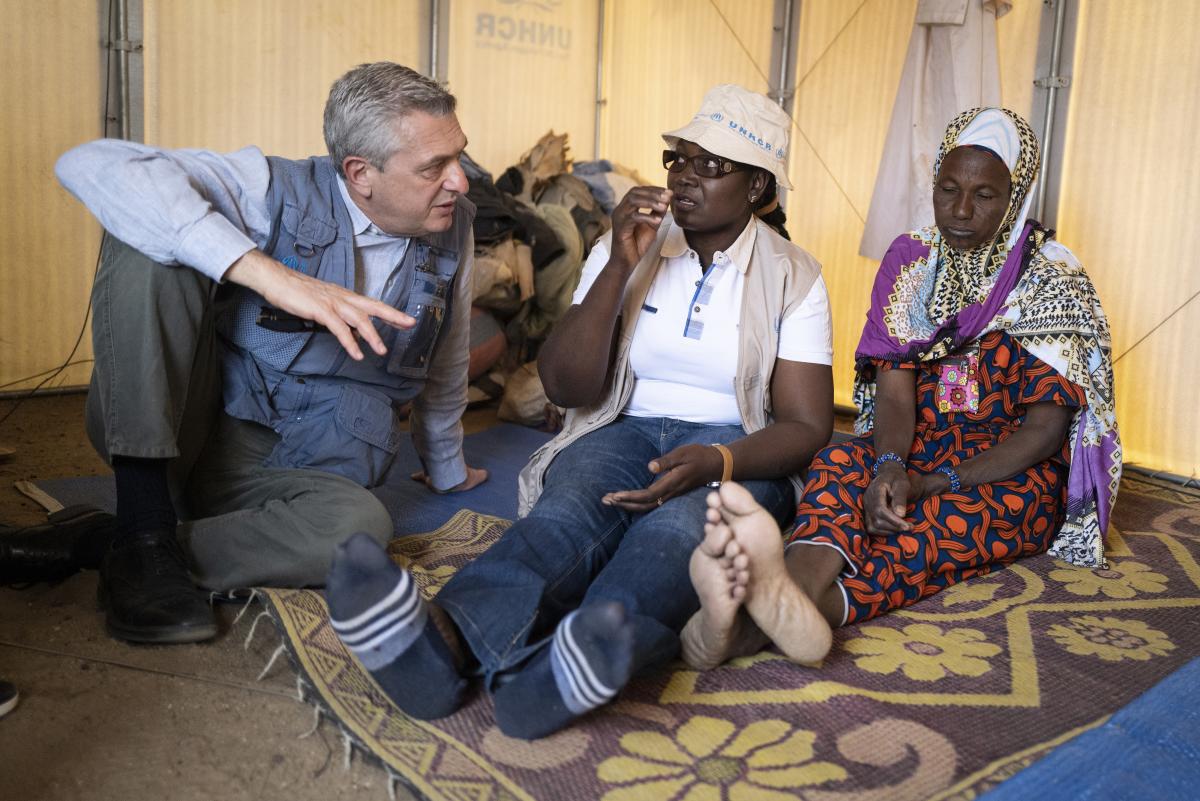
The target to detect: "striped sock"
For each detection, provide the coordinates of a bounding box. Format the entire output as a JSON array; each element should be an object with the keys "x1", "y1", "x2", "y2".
[
  {"x1": 492, "y1": 602, "x2": 633, "y2": 739},
  {"x1": 330, "y1": 561, "x2": 426, "y2": 672},
  {"x1": 326, "y1": 533, "x2": 466, "y2": 720},
  {"x1": 550, "y1": 609, "x2": 625, "y2": 714}
]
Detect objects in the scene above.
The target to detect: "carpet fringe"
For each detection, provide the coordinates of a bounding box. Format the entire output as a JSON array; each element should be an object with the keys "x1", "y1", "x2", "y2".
[
  {"x1": 231, "y1": 589, "x2": 262, "y2": 625},
  {"x1": 298, "y1": 703, "x2": 323, "y2": 739},
  {"x1": 243, "y1": 610, "x2": 273, "y2": 650},
  {"x1": 387, "y1": 771, "x2": 400, "y2": 801},
  {"x1": 256, "y1": 643, "x2": 286, "y2": 681}
]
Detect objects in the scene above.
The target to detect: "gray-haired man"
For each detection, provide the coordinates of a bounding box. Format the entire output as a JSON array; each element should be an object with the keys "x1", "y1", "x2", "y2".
[{"x1": 11, "y1": 63, "x2": 485, "y2": 643}]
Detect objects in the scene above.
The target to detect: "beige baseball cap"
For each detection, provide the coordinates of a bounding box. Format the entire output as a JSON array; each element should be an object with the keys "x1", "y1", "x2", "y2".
[{"x1": 662, "y1": 84, "x2": 793, "y2": 190}]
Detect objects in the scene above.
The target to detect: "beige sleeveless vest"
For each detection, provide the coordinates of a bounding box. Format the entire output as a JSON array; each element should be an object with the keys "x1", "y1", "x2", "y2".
[{"x1": 517, "y1": 216, "x2": 822, "y2": 516}]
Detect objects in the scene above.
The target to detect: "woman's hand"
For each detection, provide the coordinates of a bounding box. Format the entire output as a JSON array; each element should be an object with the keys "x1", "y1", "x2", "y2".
[
  {"x1": 609, "y1": 186, "x2": 673, "y2": 270},
  {"x1": 601, "y1": 444, "x2": 723, "y2": 512},
  {"x1": 863, "y1": 463, "x2": 914, "y2": 534}
]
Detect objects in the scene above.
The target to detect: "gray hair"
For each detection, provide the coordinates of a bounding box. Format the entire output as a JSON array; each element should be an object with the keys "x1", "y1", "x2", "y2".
[{"x1": 323, "y1": 62, "x2": 457, "y2": 177}]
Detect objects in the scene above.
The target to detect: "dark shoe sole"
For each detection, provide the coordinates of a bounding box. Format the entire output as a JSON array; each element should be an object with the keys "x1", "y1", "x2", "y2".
[
  {"x1": 105, "y1": 616, "x2": 219, "y2": 645},
  {"x1": 97, "y1": 582, "x2": 219, "y2": 645}
]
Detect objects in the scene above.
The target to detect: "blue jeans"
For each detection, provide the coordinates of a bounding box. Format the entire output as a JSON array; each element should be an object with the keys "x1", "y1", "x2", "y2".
[{"x1": 436, "y1": 415, "x2": 794, "y2": 687}]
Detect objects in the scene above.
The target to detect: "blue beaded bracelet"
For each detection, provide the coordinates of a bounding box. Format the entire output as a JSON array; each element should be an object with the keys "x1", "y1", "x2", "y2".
[
  {"x1": 873, "y1": 451, "x2": 906, "y2": 476},
  {"x1": 936, "y1": 465, "x2": 962, "y2": 493}
]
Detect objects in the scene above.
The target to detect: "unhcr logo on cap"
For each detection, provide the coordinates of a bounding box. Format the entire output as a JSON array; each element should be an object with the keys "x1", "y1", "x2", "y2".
[
  {"x1": 727, "y1": 118, "x2": 775, "y2": 152},
  {"x1": 710, "y1": 112, "x2": 723, "y2": 122}
]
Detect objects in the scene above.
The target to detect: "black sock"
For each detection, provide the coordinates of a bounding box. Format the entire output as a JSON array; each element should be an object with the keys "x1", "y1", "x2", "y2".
[{"x1": 111, "y1": 456, "x2": 177, "y2": 539}]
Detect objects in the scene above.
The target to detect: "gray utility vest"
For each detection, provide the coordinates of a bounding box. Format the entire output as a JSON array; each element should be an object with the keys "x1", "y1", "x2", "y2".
[{"x1": 215, "y1": 155, "x2": 475, "y2": 487}]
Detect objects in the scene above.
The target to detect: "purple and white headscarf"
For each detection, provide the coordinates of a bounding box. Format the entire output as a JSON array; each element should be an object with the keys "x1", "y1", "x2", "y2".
[{"x1": 853, "y1": 108, "x2": 1122, "y2": 568}]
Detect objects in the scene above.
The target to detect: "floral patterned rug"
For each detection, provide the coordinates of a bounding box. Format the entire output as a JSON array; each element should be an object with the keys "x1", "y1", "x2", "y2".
[{"x1": 258, "y1": 474, "x2": 1200, "y2": 801}]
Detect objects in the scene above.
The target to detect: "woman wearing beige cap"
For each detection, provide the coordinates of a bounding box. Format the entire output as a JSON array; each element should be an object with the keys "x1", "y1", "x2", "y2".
[{"x1": 322, "y1": 85, "x2": 834, "y2": 739}]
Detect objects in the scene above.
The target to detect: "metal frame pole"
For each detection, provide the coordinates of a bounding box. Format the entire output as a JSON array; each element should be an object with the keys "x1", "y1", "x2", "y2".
[
  {"x1": 116, "y1": 0, "x2": 130, "y2": 139},
  {"x1": 1033, "y1": 0, "x2": 1069, "y2": 221},
  {"x1": 429, "y1": 0, "x2": 441, "y2": 81},
  {"x1": 775, "y1": 0, "x2": 795, "y2": 109},
  {"x1": 769, "y1": 0, "x2": 801, "y2": 209},
  {"x1": 593, "y1": 0, "x2": 606, "y2": 160}
]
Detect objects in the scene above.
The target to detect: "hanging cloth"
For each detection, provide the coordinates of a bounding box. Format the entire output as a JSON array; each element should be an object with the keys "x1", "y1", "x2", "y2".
[{"x1": 858, "y1": 0, "x2": 1012, "y2": 260}]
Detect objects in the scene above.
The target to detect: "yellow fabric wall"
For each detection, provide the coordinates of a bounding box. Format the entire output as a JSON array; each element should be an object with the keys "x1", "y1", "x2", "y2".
[
  {"x1": 0, "y1": 0, "x2": 104, "y2": 392},
  {"x1": 601, "y1": 0, "x2": 777, "y2": 184},
  {"x1": 447, "y1": 0, "x2": 599, "y2": 175},
  {"x1": 143, "y1": 0, "x2": 424, "y2": 154},
  {"x1": 1056, "y1": 1, "x2": 1200, "y2": 477}
]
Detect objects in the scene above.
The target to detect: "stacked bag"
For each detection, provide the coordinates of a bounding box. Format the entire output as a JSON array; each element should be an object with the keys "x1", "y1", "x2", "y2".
[{"x1": 462, "y1": 132, "x2": 644, "y2": 429}]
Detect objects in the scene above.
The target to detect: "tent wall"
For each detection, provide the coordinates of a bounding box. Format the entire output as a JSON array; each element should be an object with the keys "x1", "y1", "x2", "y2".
[
  {"x1": 601, "y1": 0, "x2": 777, "y2": 183},
  {"x1": 4, "y1": 1, "x2": 1197, "y2": 477},
  {"x1": 0, "y1": 0, "x2": 104, "y2": 392},
  {"x1": 447, "y1": 0, "x2": 599, "y2": 176},
  {"x1": 142, "y1": 0, "x2": 425, "y2": 153},
  {"x1": 1054, "y1": 2, "x2": 1200, "y2": 477}
]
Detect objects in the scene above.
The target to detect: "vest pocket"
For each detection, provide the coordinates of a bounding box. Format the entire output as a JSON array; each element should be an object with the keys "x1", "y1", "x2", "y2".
[
  {"x1": 326, "y1": 386, "x2": 403, "y2": 487},
  {"x1": 265, "y1": 385, "x2": 402, "y2": 487},
  {"x1": 335, "y1": 386, "x2": 403, "y2": 453},
  {"x1": 387, "y1": 270, "x2": 451, "y2": 379}
]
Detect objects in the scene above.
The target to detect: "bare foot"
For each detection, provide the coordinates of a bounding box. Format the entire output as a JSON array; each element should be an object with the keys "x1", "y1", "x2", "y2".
[
  {"x1": 715, "y1": 482, "x2": 832, "y2": 664},
  {"x1": 683, "y1": 491, "x2": 771, "y2": 669},
  {"x1": 682, "y1": 502, "x2": 745, "y2": 668}
]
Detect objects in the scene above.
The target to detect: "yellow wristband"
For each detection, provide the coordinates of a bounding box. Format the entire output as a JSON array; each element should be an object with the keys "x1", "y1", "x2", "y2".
[{"x1": 710, "y1": 443, "x2": 734, "y2": 484}]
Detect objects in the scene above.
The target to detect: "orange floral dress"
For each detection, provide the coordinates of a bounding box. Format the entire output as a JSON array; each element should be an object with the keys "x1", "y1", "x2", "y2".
[{"x1": 787, "y1": 331, "x2": 1087, "y2": 624}]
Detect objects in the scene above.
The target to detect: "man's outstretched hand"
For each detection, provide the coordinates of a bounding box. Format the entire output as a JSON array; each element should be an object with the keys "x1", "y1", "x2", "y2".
[{"x1": 225, "y1": 249, "x2": 414, "y2": 360}]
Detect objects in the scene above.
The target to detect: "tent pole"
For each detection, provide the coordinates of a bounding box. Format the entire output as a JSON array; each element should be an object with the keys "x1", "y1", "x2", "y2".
[
  {"x1": 116, "y1": 0, "x2": 130, "y2": 140},
  {"x1": 769, "y1": 0, "x2": 800, "y2": 210},
  {"x1": 429, "y1": 0, "x2": 441, "y2": 82},
  {"x1": 775, "y1": 0, "x2": 794, "y2": 109},
  {"x1": 1033, "y1": 0, "x2": 1069, "y2": 222},
  {"x1": 594, "y1": 0, "x2": 606, "y2": 160}
]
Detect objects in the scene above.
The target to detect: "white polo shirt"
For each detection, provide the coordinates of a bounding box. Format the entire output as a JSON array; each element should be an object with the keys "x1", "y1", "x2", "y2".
[{"x1": 571, "y1": 219, "x2": 832, "y2": 426}]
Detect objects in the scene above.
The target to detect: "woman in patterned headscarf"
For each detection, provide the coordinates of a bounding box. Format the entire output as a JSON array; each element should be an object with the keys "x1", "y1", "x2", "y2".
[{"x1": 680, "y1": 107, "x2": 1121, "y2": 668}]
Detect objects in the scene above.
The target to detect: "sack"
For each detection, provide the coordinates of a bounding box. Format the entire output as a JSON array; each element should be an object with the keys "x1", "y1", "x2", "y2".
[{"x1": 497, "y1": 362, "x2": 549, "y2": 427}]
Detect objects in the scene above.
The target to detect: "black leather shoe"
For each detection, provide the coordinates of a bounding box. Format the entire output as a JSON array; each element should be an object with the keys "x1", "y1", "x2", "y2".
[
  {"x1": 98, "y1": 530, "x2": 218, "y2": 644},
  {"x1": 0, "y1": 506, "x2": 117, "y2": 585}
]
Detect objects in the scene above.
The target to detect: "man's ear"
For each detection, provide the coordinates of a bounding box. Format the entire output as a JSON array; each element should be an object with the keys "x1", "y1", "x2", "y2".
[{"x1": 342, "y1": 156, "x2": 373, "y2": 198}]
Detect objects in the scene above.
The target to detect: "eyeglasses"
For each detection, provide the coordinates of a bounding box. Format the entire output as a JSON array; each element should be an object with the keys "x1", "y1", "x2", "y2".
[{"x1": 662, "y1": 149, "x2": 745, "y2": 178}]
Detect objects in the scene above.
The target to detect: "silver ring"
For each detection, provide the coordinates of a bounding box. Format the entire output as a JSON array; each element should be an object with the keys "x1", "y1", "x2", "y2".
[{"x1": 657, "y1": 498, "x2": 664, "y2": 506}]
